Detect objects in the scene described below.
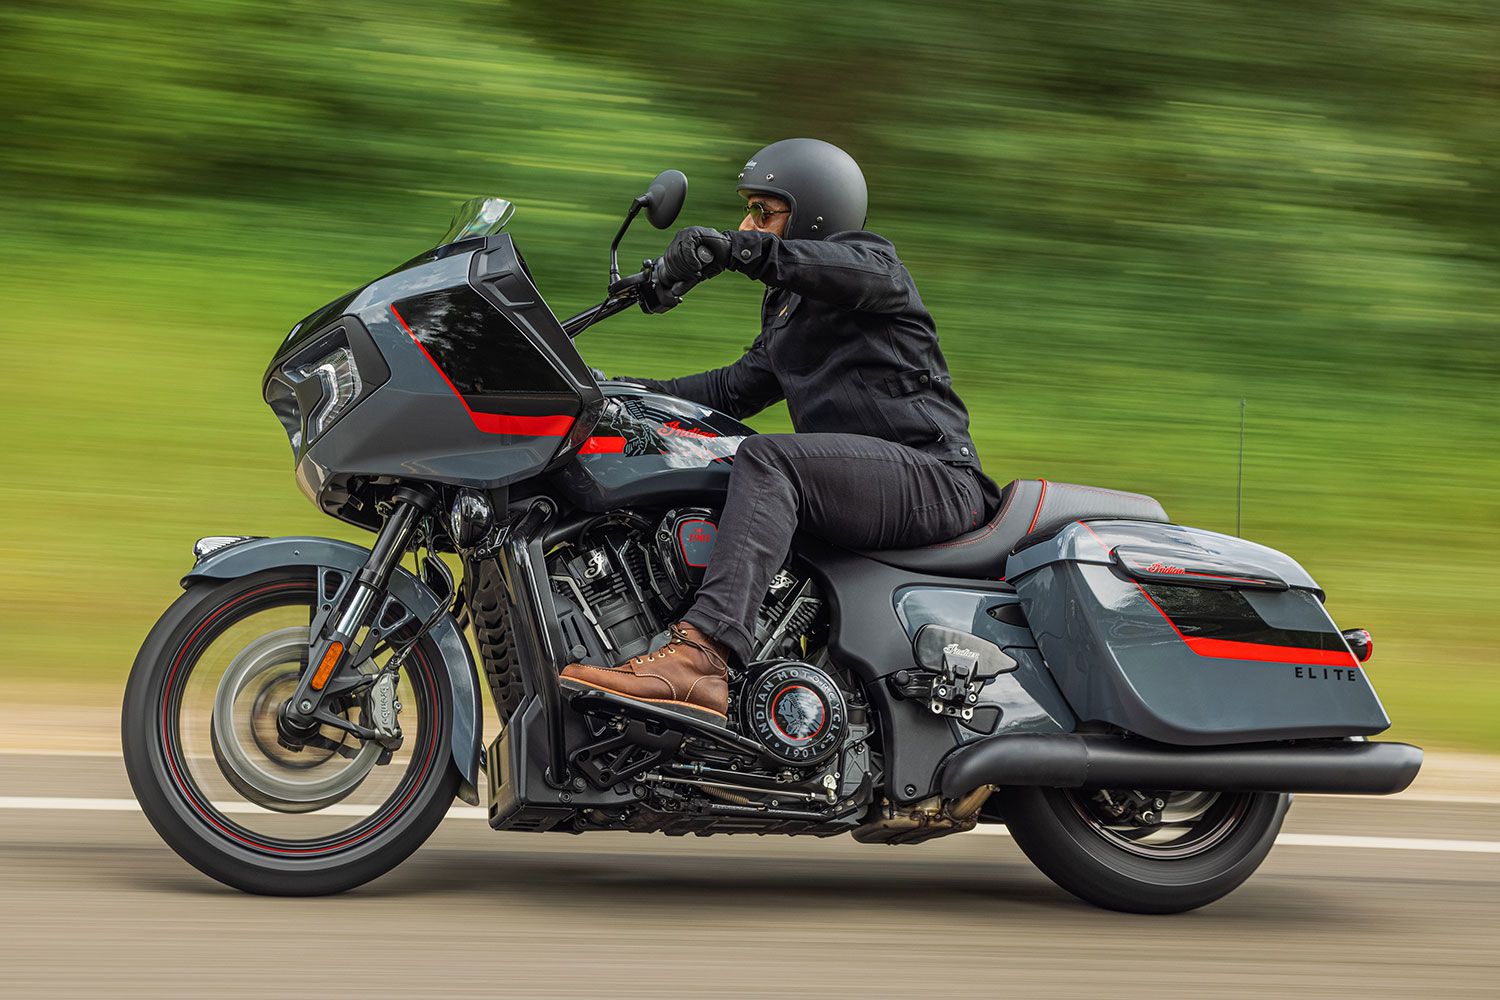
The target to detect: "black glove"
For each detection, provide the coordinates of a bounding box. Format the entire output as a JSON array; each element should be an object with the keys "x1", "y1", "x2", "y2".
[
  {"x1": 655, "y1": 226, "x2": 732, "y2": 297},
  {"x1": 638, "y1": 275, "x2": 683, "y2": 314}
]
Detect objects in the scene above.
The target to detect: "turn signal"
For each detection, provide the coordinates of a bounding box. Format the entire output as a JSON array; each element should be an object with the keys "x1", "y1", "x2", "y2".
[
  {"x1": 1341, "y1": 629, "x2": 1373, "y2": 663},
  {"x1": 310, "y1": 641, "x2": 344, "y2": 690}
]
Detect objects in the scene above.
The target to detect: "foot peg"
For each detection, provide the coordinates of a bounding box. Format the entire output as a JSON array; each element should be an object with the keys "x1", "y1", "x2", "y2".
[
  {"x1": 560, "y1": 676, "x2": 731, "y2": 731},
  {"x1": 561, "y1": 677, "x2": 769, "y2": 764}
]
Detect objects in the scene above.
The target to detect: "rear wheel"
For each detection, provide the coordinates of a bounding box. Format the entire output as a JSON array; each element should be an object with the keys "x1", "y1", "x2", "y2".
[
  {"x1": 996, "y1": 785, "x2": 1289, "y2": 913},
  {"x1": 122, "y1": 569, "x2": 460, "y2": 895}
]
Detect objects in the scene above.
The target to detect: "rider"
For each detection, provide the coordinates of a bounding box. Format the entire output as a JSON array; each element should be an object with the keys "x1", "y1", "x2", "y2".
[{"x1": 560, "y1": 137, "x2": 1003, "y2": 721}]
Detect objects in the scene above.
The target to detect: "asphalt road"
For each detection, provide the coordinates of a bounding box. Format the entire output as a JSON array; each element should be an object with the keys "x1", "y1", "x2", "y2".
[{"x1": 2, "y1": 752, "x2": 1498, "y2": 999}]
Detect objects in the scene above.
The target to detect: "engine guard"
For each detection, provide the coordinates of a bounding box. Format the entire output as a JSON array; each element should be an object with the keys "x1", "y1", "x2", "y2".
[{"x1": 182, "y1": 535, "x2": 484, "y2": 805}]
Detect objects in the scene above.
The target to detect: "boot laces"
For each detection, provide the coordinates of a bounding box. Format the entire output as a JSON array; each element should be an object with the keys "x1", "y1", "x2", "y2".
[
  {"x1": 666, "y1": 623, "x2": 728, "y2": 673},
  {"x1": 625, "y1": 625, "x2": 726, "y2": 672}
]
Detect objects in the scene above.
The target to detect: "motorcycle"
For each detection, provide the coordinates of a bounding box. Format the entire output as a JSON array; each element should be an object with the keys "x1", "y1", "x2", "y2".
[{"x1": 122, "y1": 169, "x2": 1422, "y2": 912}]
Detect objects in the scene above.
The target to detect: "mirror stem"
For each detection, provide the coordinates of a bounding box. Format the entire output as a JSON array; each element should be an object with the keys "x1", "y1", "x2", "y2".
[{"x1": 609, "y1": 198, "x2": 646, "y2": 286}]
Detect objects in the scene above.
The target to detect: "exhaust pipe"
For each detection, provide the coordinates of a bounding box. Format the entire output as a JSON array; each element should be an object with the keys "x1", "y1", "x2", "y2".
[{"x1": 939, "y1": 734, "x2": 1422, "y2": 798}]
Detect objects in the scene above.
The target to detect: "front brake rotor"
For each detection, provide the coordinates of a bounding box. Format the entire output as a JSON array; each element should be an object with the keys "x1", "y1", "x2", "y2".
[{"x1": 209, "y1": 626, "x2": 381, "y2": 814}]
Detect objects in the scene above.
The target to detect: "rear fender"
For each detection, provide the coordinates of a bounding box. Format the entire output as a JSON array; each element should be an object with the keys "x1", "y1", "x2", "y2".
[{"x1": 183, "y1": 536, "x2": 483, "y2": 804}]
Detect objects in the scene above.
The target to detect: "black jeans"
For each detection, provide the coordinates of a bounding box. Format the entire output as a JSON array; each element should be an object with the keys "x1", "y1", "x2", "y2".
[{"x1": 682, "y1": 433, "x2": 992, "y2": 666}]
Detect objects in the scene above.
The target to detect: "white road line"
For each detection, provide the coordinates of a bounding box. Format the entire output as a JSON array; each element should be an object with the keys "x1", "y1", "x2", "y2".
[
  {"x1": 1271, "y1": 832, "x2": 1500, "y2": 854},
  {"x1": 3, "y1": 796, "x2": 1500, "y2": 853},
  {"x1": 0, "y1": 797, "x2": 488, "y2": 820},
  {"x1": 968, "y1": 825, "x2": 1500, "y2": 853}
]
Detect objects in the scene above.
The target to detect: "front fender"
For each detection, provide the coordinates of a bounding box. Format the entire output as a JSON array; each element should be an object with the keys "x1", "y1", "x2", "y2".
[{"x1": 184, "y1": 536, "x2": 483, "y2": 805}]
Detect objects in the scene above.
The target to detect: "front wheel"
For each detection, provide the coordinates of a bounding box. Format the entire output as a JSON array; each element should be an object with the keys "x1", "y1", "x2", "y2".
[
  {"x1": 122, "y1": 568, "x2": 460, "y2": 895},
  {"x1": 995, "y1": 785, "x2": 1290, "y2": 913}
]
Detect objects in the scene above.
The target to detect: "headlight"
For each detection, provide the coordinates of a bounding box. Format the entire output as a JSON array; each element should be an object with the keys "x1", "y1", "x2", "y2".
[{"x1": 297, "y1": 346, "x2": 362, "y2": 442}]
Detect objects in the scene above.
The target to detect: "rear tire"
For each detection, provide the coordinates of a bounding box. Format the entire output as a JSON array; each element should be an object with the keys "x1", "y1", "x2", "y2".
[{"x1": 996, "y1": 786, "x2": 1289, "y2": 913}]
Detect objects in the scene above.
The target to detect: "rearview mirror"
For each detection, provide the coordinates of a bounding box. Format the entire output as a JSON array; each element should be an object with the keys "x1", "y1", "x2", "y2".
[{"x1": 640, "y1": 170, "x2": 688, "y2": 230}]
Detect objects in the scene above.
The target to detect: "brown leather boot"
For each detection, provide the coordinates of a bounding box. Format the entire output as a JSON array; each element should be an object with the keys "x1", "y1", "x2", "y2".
[{"x1": 560, "y1": 622, "x2": 731, "y2": 723}]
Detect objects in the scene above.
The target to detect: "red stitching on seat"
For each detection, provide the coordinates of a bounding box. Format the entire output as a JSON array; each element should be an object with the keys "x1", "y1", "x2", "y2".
[{"x1": 1026, "y1": 479, "x2": 1049, "y2": 534}]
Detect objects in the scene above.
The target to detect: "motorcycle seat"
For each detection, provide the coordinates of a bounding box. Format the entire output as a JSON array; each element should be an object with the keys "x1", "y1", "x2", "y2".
[{"x1": 861, "y1": 478, "x2": 1168, "y2": 579}]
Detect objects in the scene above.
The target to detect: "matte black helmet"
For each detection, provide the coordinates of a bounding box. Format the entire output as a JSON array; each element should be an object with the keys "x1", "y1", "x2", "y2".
[{"x1": 737, "y1": 138, "x2": 868, "y2": 240}]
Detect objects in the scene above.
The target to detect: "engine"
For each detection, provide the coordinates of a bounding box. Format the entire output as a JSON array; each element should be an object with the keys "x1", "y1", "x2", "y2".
[
  {"x1": 544, "y1": 508, "x2": 877, "y2": 834},
  {"x1": 546, "y1": 507, "x2": 826, "y2": 669}
]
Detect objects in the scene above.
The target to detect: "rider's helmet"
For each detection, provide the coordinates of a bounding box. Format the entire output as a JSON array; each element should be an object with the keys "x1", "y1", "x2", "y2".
[{"x1": 736, "y1": 138, "x2": 867, "y2": 240}]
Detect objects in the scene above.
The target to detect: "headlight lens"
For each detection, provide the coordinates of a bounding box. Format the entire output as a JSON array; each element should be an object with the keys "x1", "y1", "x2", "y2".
[
  {"x1": 298, "y1": 346, "x2": 362, "y2": 442},
  {"x1": 265, "y1": 373, "x2": 303, "y2": 453}
]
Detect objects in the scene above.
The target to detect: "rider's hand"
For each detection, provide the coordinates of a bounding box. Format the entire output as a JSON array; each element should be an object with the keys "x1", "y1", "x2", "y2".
[
  {"x1": 639, "y1": 274, "x2": 683, "y2": 314},
  {"x1": 656, "y1": 226, "x2": 732, "y2": 296}
]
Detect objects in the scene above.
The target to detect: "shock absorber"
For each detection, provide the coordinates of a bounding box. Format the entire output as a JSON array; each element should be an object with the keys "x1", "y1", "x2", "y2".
[{"x1": 279, "y1": 486, "x2": 437, "y2": 738}]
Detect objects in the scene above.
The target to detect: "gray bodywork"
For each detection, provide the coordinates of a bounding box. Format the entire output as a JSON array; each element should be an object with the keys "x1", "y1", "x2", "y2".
[
  {"x1": 1008, "y1": 520, "x2": 1390, "y2": 745},
  {"x1": 183, "y1": 536, "x2": 484, "y2": 803}
]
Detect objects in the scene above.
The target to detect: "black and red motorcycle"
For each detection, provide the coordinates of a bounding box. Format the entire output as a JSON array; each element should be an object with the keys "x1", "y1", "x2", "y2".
[{"x1": 122, "y1": 170, "x2": 1421, "y2": 912}]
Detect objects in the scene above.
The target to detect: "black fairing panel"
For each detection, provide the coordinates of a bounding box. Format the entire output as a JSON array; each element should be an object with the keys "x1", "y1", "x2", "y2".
[{"x1": 549, "y1": 384, "x2": 756, "y2": 511}]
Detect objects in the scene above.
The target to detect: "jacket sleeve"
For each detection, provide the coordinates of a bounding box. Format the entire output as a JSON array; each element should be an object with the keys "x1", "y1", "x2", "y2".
[
  {"x1": 616, "y1": 332, "x2": 783, "y2": 420},
  {"x1": 724, "y1": 230, "x2": 911, "y2": 313}
]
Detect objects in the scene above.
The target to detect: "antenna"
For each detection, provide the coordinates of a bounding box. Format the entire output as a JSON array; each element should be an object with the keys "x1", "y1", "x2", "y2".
[{"x1": 1236, "y1": 398, "x2": 1246, "y2": 537}]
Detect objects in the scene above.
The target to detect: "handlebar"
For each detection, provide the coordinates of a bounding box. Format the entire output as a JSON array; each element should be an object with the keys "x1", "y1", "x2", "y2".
[
  {"x1": 606, "y1": 268, "x2": 650, "y2": 297},
  {"x1": 561, "y1": 257, "x2": 680, "y2": 338}
]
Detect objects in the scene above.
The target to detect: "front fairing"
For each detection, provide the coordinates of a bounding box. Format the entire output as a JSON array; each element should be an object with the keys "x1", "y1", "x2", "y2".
[{"x1": 263, "y1": 234, "x2": 603, "y2": 518}]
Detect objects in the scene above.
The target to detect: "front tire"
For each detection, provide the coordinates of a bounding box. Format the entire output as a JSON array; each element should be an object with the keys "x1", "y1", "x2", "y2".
[
  {"x1": 996, "y1": 785, "x2": 1290, "y2": 913},
  {"x1": 122, "y1": 569, "x2": 460, "y2": 895}
]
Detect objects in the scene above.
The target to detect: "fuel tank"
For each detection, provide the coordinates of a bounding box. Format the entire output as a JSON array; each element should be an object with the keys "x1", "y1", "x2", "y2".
[{"x1": 549, "y1": 383, "x2": 755, "y2": 511}]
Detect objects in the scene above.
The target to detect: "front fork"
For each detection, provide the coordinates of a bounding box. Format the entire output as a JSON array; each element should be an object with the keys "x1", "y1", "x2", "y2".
[{"x1": 279, "y1": 486, "x2": 438, "y2": 747}]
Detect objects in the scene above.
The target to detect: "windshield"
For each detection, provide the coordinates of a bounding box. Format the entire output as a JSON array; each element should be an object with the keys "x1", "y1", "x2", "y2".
[{"x1": 440, "y1": 196, "x2": 515, "y2": 245}]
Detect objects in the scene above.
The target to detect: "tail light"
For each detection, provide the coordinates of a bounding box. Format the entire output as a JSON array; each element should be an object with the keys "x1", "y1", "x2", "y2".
[{"x1": 1341, "y1": 628, "x2": 1373, "y2": 663}]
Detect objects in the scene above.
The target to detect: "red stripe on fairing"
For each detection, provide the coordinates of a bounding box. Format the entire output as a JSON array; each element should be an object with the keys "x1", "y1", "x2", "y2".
[
  {"x1": 578, "y1": 435, "x2": 627, "y2": 454},
  {"x1": 390, "y1": 304, "x2": 575, "y2": 439},
  {"x1": 470, "y1": 412, "x2": 576, "y2": 436},
  {"x1": 1135, "y1": 582, "x2": 1359, "y2": 668}
]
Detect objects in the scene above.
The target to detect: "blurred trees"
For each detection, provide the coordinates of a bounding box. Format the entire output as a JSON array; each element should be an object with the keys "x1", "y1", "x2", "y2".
[
  {"x1": 5, "y1": 0, "x2": 1495, "y2": 379},
  {"x1": 511, "y1": 0, "x2": 1499, "y2": 377}
]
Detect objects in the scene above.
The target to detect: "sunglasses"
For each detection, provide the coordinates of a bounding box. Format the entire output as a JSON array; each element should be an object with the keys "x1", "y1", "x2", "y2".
[{"x1": 743, "y1": 201, "x2": 790, "y2": 224}]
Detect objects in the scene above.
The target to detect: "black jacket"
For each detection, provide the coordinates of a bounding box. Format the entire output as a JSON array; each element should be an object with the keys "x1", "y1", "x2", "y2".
[{"x1": 632, "y1": 229, "x2": 1002, "y2": 516}]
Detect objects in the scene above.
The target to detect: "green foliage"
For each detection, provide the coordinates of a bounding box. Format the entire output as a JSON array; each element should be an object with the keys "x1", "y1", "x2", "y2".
[{"x1": 1, "y1": 1, "x2": 1496, "y2": 748}]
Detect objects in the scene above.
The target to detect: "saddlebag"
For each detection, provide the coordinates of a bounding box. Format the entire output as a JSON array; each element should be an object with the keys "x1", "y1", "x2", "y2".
[{"x1": 1007, "y1": 521, "x2": 1390, "y2": 745}]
